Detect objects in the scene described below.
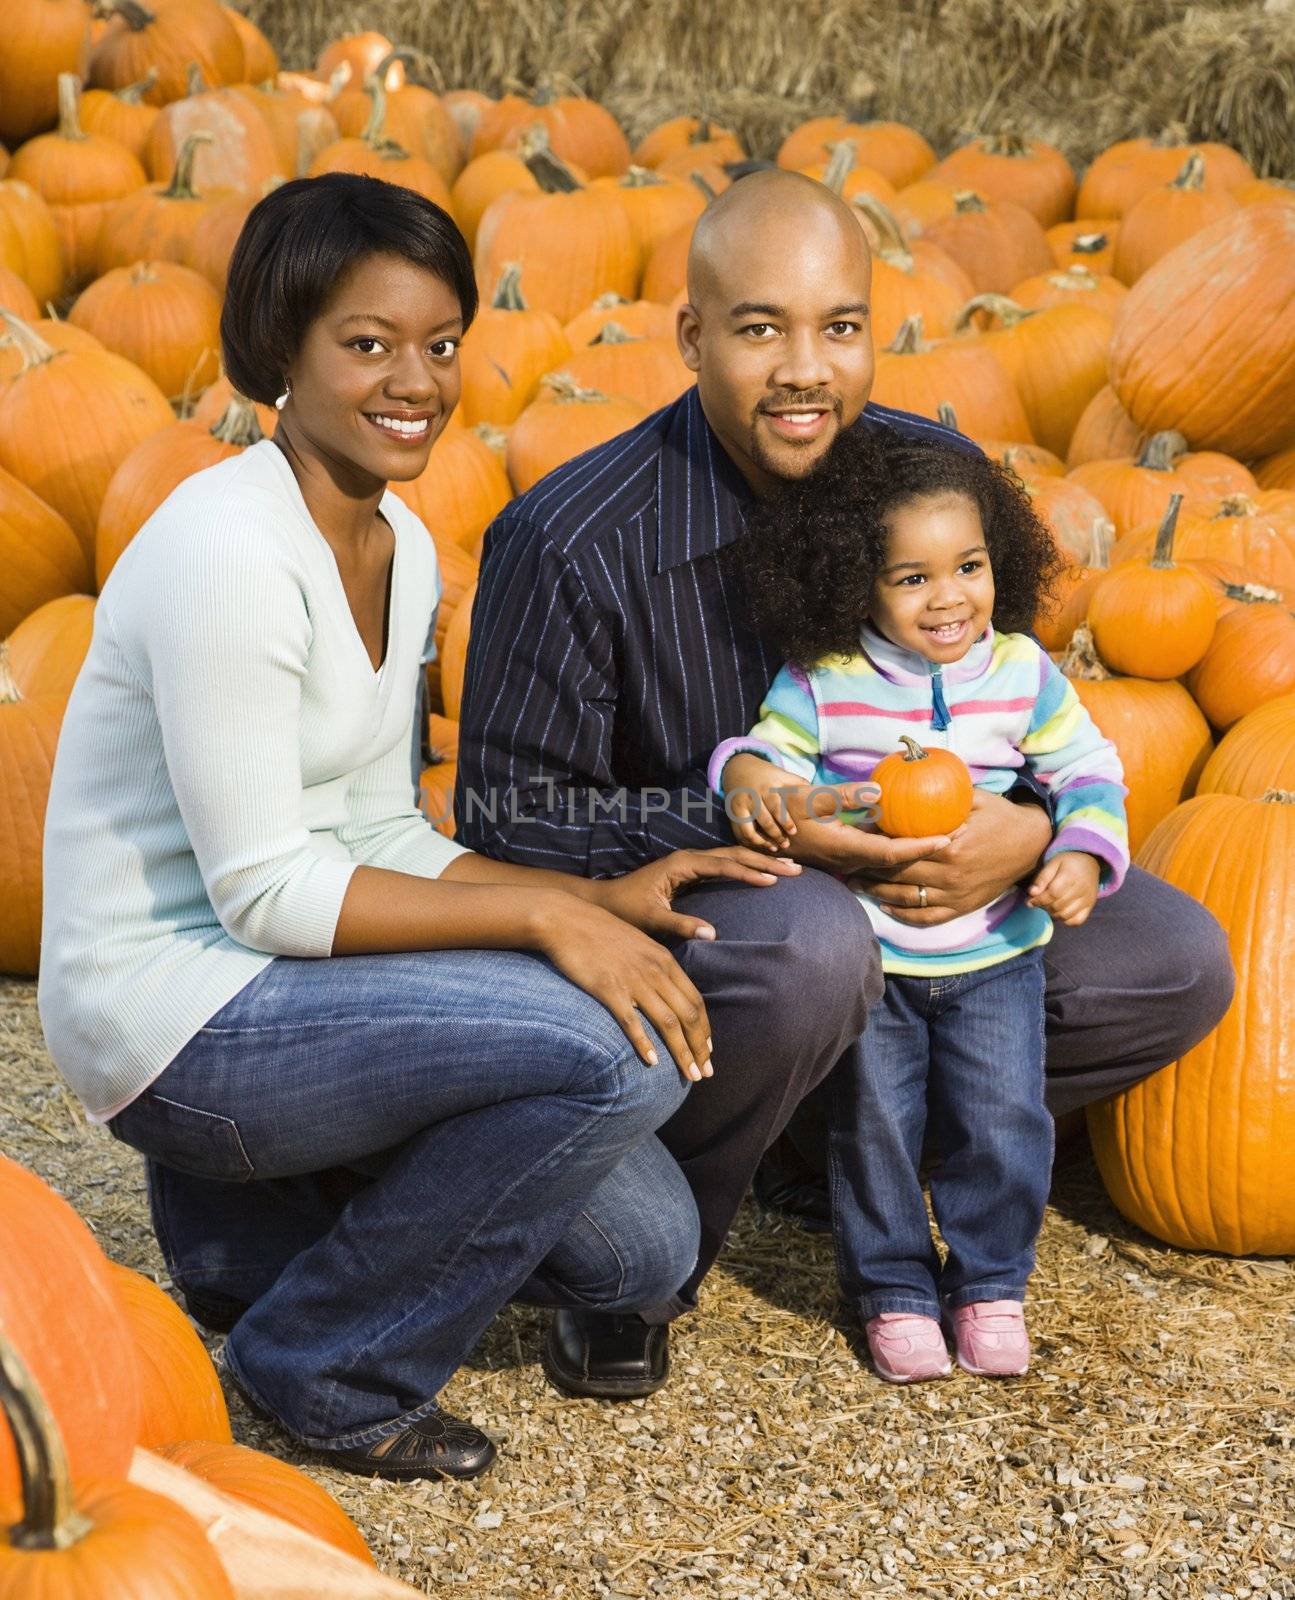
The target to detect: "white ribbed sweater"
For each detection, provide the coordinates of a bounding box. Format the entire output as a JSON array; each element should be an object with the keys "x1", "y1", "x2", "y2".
[{"x1": 38, "y1": 440, "x2": 468, "y2": 1120}]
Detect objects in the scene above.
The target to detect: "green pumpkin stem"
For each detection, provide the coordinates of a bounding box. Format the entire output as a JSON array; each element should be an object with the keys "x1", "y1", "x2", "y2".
[
  {"x1": 1171, "y1": 152, "x2": 1206, "y2": 190},
  {"x1": 937, "y1": 402, "x2": 959, "y2": 429},
  {"x1": 886, "y1": 315, "x2": 926, "y2": 355},
  {"x1": 0, "y1": 310, "x2": 58, "y2": 372},
  {"x1": 0, "y1": 1333, "x2": 93, "y2": 1552},
  {"x1": 850, "y1": 193, "x2": 910, "y2": 265},
  {"x1": 56, "y1": 74, "x2": 88, "y2": 143},
  {"x1": 163, "y1": 131, "x2": 213, "y2": 199},
  {"x1": 360, "y1": 76, "x2": 403, "y2": 152},
  {"x1": 1150, "y1": 493, "x2": 1184, "y2": 568},
  {"x1": 491, "y1": 263, "x2": 528, "y2": 311},
  {"x1": 518, "y1": 126, "x2": 581, "y2": 192}
]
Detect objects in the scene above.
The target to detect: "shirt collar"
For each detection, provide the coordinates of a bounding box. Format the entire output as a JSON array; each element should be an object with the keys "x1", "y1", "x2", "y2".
[
  {"x1": 860, "y1": 620, "x2": 996, "y2": 684},
  {"x1": 655, "y1": 387, "x2": 755, "y2": 575}
]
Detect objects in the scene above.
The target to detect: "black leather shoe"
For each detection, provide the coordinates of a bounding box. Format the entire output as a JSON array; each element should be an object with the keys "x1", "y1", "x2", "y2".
[
  {"x1": 542, "y1": 1309, "x2": 669, "y2": 1399},
  {"x1": 328, "y1": 1408, "x2": 497, "y2": 1481},
  {"x1": 752, "y1": 1150, "x2": 832, "y2": 1232}
]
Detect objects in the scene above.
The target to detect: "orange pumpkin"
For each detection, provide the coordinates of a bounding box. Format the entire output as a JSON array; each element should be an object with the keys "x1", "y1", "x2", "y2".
[
  {"x1": 185, "y1": 183, "x2": 261, "y2": 292},
  {"x1": 1087, "y1": 494, "x2": 1216, "y2": 679},
  {"x1": 1109, "y1": 205, "x2": 1295, "y2": 459},
  {"x1": 932, "y1": 132, "x2": 1076, "y2": 228},
  {"x1": 423, "y1": 539, "x2": 477, "y2": 712},
  {"x1": 641, "y1": 217, "x2": 693, "y2": 305},
  {"x1": 565, "y1": 294, "x2": 674, "y2": 348},
  {"x1": 308, "y1": 78, "x2": 453, "y2": 208},
  {"x1": 777, "y1": 117, "x2": 934, "y2": 189},
  {"x1": 1076, "y1": 131, "x2": 1254, "y2": 220},
  {"x1": 1087, "y1": 789, "x2": 1295, "y2": 1255},
  {"x1": 1022, "y1": 474, "x2": 1114, "y2": 570},
  {"x1": 0, "y1": 178, "x2": 66, "y2": 306},
  {"x1": 315, "y1": 30, "x2": 400, "y2": 90},
  {"x1": 143, "y1": 65, "x2": 288, "y2": 193},
  {"x1": 634, "y1": 115, "x2": 744, "y2": 172},
  {"x1": 439, "y1": 581, "x2": 475, "y2": 721},
  {"x1": 1045, "y1": 221, "x2": 1118, "y2": 274},
  {"x1": 851, "y1": 195, "x2": 974, "y2": 344},
  {"x1": 0, "y1": 264, "x2": 39, "y2": 320},
  {"x1": 921, "y1": 190, "x2": 1053, "y2": 295},
  {"x1": 0, "y1": 0, "x2": 91, "y2": 149},
  {"x1": 222, "y1": 4, "x2": 277, "y2": 81},
  {"x1": 0, "y1": 310, "x2": 174, "y2": 559},
  {"x1": 329, "y1": 49, "x2": 460, "y2": 186},
  {"x1": 109, "y1": 1265, "x2": 232, "y2": 1450},
  {"x1": 987, "y1": 440, "x2": 1066, "y2": 480},
  {"x1": 443, "y1": 89, "x2": 493, "y2": 161},
  {"x1": 0, "y1": 462, "x2": 91, "y2": 633},
  {"x1": 889, "y1": 176, "x2": 960, "y2": 240},
  {"x1": 1034, "y1": 562, "x2": 1106, "y2": 654},
  {"x1": 79, "y1": 72, "x2": 161, "y2": 161},
  {"x1": 472, "y1": 91, "x2": 630, "y2": 179},
  {"x1": 8, "y1": 74, "x2": 148, "y2": 287},
  {"x1": 1010, "y1": 263, "x2": 1127, "y2": 320},
  {"x1": 96, "y1": 131, "x2": 227, "y2": 272},
  {"x1": 69, "y1": 258, "x2": 222, "y2": 404},
  {"x1": 1254, "y1": 448, "x2": 1295, "y2": 493},
  {"x1": 459, "y1": 264, "x2": 571, "y2": 427},
  {"x1": 552, "y1": 321, "x2": 692, "y2": 414},
  {"x1": 190, "y1": 371, "x2": 276, "y2": 435},
  {"x1": 1068, "y1": 430, "x2": 1255, "y2": 538},
  {"x1": 870, "y1": 314, "x2": 1034, "y2": 443},
  {"x1": 0, "y1": 315, "x2": 102, "y2": 383},
  {"x1": 1112, "y1": 153, "x2": 1240, "y2": 286},
  {"x1": 230, "y1": 82, "x2": 336, "y2": 178},
  {"x1": 390, "y1": 425, "x2": 512, "y2": 555},
  {"x1": 872, "y1": 734, "x2": 973, "y2": 838},
  {"x1": 597, "y1": 165, "x2": 707, "y2": 262},
  {"x1": 1058, "y1": 624, "x2": 1212, "y2": 855},
  {"x1": 1065, "y1": 385, "x2": 1148, "y2": 470},
  {"x1": 1195, "y1": 694, "x2": 1295, "y2": 799},
  {"x1": 451, "y1": 149, "x2": 540, "y2": 253},
  {"x1": 506, "y1": 375, "x2": 646, "y2": 493},
  {"x1": 1111, "y1": 492, "x2": 1295, "y2": 592},
  {"x1": 1185, "y1": 602, "x2": 1295, "y2": 730},
  {"x1": 419, "y1": 714, "x2": 460, "y2": 834},
  {"x1": 89, "y1": 0, "x2": 244, "y2": 105}
]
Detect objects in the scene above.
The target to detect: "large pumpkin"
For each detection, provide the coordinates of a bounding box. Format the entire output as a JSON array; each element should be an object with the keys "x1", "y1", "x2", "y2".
[
  {"x1": 0, "y1": 463, "x2": 90, "y2": 633},
  {"x1": 635, "y1": 114, "x2": 744, "y2": 172},
  {"x1": 89, "y1": 0, "x2": 244, "y2": 106},
  {"x1": 458, "y1": 264, "x2": 570, "y2": 427},
  {"x1": 870, "y1": 314, "x2": 1034, "y2": 442},
  {"x1": 1010, "y1": 263, "x2": 1127, "y2": 320},
  {"x1": 307, "y1": 79, "x2": 453, "y2": 208},
  {"x1": 109, "y1": 1266, "x2": 231, "y2": 1451},
  {"x1": 1195, "y1": 694, "x2": 1295, "y2": 800},
  {"x1": 506, "y1": 375, "x2": 646, "y2": 493},
  {"x1": 931, "y1": 132, "x2": 1075, "y2": 228},
  {"x1": 1087, "y1": 790, "x2": 1295, "y2": 1256},
  {"x1": 596, "y1": 164, "x2": 706, "y2": 261},
  {"x1": 0, "y1": 0, "x2": 92, "y2": 148},
  {"x1": 1111, "y1": 152, "x2": 1239, "y2": 286},
  {"x1": 390, "y1": 425, "x2": 512, "y2": 555},
  {"x1": 0, "y1": 178, "x2": 65, "y2": 306},
  {"x1": 79, "y1": 72, "x2": 162, "y2": 161},
  {"x1": 1076, "y1": 132, "x2": 1254, "y2": 220},
  {"x1": 851, "y1": 195, "x2": 974, "y2": 344},
  {"x1": 777, "y1": 117, "x2": 935, "y2": 189},
  {"x1": 471, "y1": 90, "x2": 630, "y2": 179},
  {"x1": 552, "y1": 321, "x2": 692, "y2": 414},
  {"x1": 1068, "y1": 430, "x2": 1255, "y2": 538},
  {"x1": 921, "y1": 190, "x2": 1053, "y2": 295},
  {"x1": 1110, "y1": 491, "x2": 1295, "y2": 593},
  {"x1": 95, "y1": 131, "x2": 225, "y2": 272},
  {"x1": 1184, "y1": 602, "x2": 1295, "y2": 731},
  {"x1": 1046, "y1": 221, "x2": 1118, "y2": 274},
  {"x1": 143, "y1": 66, "x2": 288, "y2": 193},
  {"x1": 68, "y1": 258, "x2": 222, "y2": 405},
  {"x1": 328, "y1": 49, "x2": 460, "y2": 185},
  {"x1": 1065, "y1": 384, "x2": 1148, "y2": 469},
  {"x1": 1108, "y1": 205, "x2": 1295, "y2": 459},
  {"x1": 0, "y1": 1156, "x2": 141, "y2": 1509},
  {"x1": 439, "y1": 581, "x2": 476, "y2": 722}
]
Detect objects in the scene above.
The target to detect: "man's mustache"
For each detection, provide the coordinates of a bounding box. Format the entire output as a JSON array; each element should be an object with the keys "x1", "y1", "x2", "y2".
[{"x1": 756, "y1": 392, "x2": 843, "y2": 414}]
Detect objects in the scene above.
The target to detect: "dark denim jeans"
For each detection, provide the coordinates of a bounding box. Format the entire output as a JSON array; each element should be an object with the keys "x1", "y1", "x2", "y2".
[
  {"x1": 829, "y1": 948, "x2": 1052, "y2": 1321},
  {"x1": 109, "y1": 948, "x2": 697, "y2": 1451}
]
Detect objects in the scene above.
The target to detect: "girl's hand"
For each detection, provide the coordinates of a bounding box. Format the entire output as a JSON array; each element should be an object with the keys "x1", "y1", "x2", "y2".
[
  {"x1": 592, "y1": 846, "x2": 801, "y2": 942},
  {"x1": 1026, "y1": 851, "x2": 1101, "y2": 926},
  {"x1": 721, "y1": 754, "x2": 878, "y2": 851},
  {"x1": 530, "y1": 899, "x2": 715, "y2": 1082}
]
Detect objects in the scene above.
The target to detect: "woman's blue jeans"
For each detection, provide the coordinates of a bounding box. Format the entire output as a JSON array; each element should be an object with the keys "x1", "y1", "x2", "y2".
[
  {"x1": 108, "y1": 948, "x2": 698, "y2": 1452},
  {"x1": 828, "y1": 948, "x2": 1053, "y2": 1321}
]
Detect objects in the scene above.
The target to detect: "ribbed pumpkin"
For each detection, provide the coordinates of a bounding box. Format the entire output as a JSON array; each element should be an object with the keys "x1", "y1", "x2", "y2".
[
  {"x1": 506, "y1": 374, "x2": 646, "y2": 493},
  {"x1": 1112, "y1": 153, "x2": 1240, "y2": 286},
  {"x1": 0, "y1": 315, "x2": 102, "y2": 383},
  {"x1": 329, "y1": 50, "x2": 461, "y2": 185},
  {"x1": 953, "y1": 292, "x2": 1111, "y2": 459},
  {"x1": 443, "y1": 90, "x2": 495, "y2": 161},
  {"x1": 423, "y1": 540, "x2": 477, "y2": 712},
  {"x1": 230, "y1": 82, "x2": 336, "y2": 178},
  {"x1": 1235, "y1": 177, "x2": 1295, "y2": 210},
  {"x1": 439, "y1": 580, "x2": 475, "y2": 722},
  {"x1": 0, "y1": 265, "x2": 39, "y2": 320},
  {"x1": 0, "y1": 463, "x2": 90, "y2": 632},
  {"x1": 186, "y1": 184, "x2": 261, "y2": 292},
  {"x1": 78, "y1": 72, "x2": 160, "y2": 161},
  {"x1": 1034, "y1": 561, "x2": 1106, "y2": 654},
  {"x1": 1010, "y1": 263, "x2": 1127, "y2": 320},
  {"x1": 777, "y1": 117, "x2": 935, "y2": 189},
  {"x1": 89, "y1": 0, "x2": 244, "y2": 105},
  {"x1": 451, "y1": 149, "x2": 540, "y2": 253},
  {"x1": 0, "y1": 1330, "x2": 233, "y2": 1600},
  {"x1": 634, "y1": 115, "x2": 744, "y2": 172},
  {"x1": 0, "y1": 310, "x2": 174, "y2": 559},
  {"x1": 475, "y1": 133, "x2": 638, "y2": 326},
  {"x1": 1086, "y1": 494, "x2": 1216, "y2": 679},
  {"x1": 1059, "y1": 624, "x2": 1212, "y2": 854},
  {"x1": 1068, "y1": 430, "x2": 1255, "y2": 538},
  {"x1": 96, "y1": 132, "x2": 223, "y2": 272},
  {"x1": 458, "y1": 264, "x2": 571, "y2": 427},
  {"x1": 143, "y1": 65, "x2": 288, "y2": 193},
  {"x1": 873, "y1": 734, "x2": 973, "y2": 838},
  {"x1": 222, "y1": 4, "x2": 277, "y2": 82},
  {"x1": 1195, "y1": 694, "x2": 1295, "y2": 800},
  {"x1": 0, "y1": 178, "x2": 65, "y2": 305},
  {"x1": 390, "y1": 425, "x2": 512, "y2": 554},
  {"x1": 1183, "y1": 558, "x2": 1290, "y2": 621},
  {"x1": 1109, "y1": 206, "x2": 1295, "y2": 459},
  {"x1": 8, "y1": 75, "x2": 148, "y2": 287},
  {"x1": 190, "y1": 372, "x2": 276, "y2": 435},
  {"x1": 565, "y1": 294, "x2": 674, "y2": 347},
  {"x1": 889, "y1": 176, "x2": 959, "y2": 240},
  {"x1": 552, "y1": 322, "x2": 692, "y2": 414},
  {"x1": 0, "y1": 0, "x2": 92, "y2": 149},
  {"x1": 315, "y1": 29, "x2": 399, "y2": 89},
  {"x1": 921, "y1": 190, "x2": 1053, "y2": 295},
  {"x1": 68, "y1": 258, "x2": 221, "y2": 404},
  {"x1": 307, "y1": 78, "x2": 453, "y2": 208},
  {"x1": 1045, "y1": 221, "x2": 1118, "y2": 274},
  {"x1": 0, "y1": 1154, "x2": 141, "y2": 1509},
  {"x1": 1185, "y1": 602, "x2": 1295, "y2": 731},
  {"x1": 641, "y1": 217, "x2": 692, "y2": 305},
  {"x1": 96, "y1": 392, "x2": 263, "y2": 586},
  {"x1": 932, "y1": 132, "x2": 1076, "y2": 229},
  {"x1": 1110, "y1": 492, "x2": 1295, "y2": 592},
  {"x1": 471, "y1": 90, "x2": 630, "y2": 179},
  {"x1": 1065, "y1": 385, "x2": 1148, "y2": 470},
  {"x1": 419, "y1": 712, "x2": 460, "y2": 832},
  {"x1": 1022, "y1": 474, "x2": 1114, "y2": 570},
  {"x1": 851, "y1": 195, "x2": 973, "y2": 344},
  {"x1": 799, "y1": 140, "x2": 896, "y2": 213},
  {"x1": 109, "y1": 1266, "x2": 231, "y2": 1451},
  {"x1": 1087, "y1": 789, "x2": 1295, "y2": 1256},
  {"x1": 596, "y1": 165, "x2": 706, "y2": 261},
  {"x1": 987, "y1": 440, "x2": 1065, "y2": 480},
  {"x1": 155, "y1": 1439, "x2": 374, "y2": 1565},
  {"x1": 870, "y1": 314, "x2": 1034, "y2": 442},
  {"x1": 1076, "y1": 130, "x2": 1254, "y2": 221},
  {"x1": 1254, "y1": 448, "x2": 1295, "y2": 493}
]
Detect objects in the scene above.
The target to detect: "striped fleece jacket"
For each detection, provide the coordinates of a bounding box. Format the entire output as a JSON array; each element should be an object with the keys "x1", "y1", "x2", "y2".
[{"x1": 708, "y1": 623, "x2": 1130, "y2": 976}]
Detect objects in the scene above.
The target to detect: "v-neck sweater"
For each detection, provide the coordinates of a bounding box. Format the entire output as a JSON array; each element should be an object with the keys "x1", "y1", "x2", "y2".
[{"x1": 38, "y1": 440, "x2": 469, "y2": 1120}]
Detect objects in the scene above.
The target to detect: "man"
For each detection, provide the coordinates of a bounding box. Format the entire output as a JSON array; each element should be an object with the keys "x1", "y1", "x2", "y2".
[{"x1": 455, "y1": 170, "x2": 1233, "y2": 1396}]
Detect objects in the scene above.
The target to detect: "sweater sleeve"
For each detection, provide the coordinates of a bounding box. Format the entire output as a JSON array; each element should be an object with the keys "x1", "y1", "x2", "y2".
[
  {"x1": 334, "y1": 734, "x2": 471, "y2": 877},
  {"x1": 136, "y1": 511, "x2": 358, "y2": 957},
  {"x1": 708, "y1": 662, "x2": 823, "y2": 792},
  {"x1": 1017, "y1": 648, "x2": 1130, "y2": 895}
]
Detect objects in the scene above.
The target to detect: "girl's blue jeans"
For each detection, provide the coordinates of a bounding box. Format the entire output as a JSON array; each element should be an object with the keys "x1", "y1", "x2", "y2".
[
  {"x1": 108, "y1": 948, "x2": 698, "y2": 1452},
  {"x1": 828, "y1": 947, "x2": 1053, "y2": 1321}
]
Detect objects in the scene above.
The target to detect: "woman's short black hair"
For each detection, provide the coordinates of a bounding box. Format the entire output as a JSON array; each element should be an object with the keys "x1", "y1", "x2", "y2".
[
  {"x1": 735, "y1": 427, "x2": 1066, "y2": 668},
  {"x1": 220, "y1": 172, "x2": 478, "y2": 405}
]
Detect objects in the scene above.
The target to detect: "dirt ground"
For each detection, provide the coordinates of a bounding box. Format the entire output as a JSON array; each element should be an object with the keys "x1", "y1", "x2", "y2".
[{"x1": 2, "y1": 974, "x2": 1292, "y2": 1599}]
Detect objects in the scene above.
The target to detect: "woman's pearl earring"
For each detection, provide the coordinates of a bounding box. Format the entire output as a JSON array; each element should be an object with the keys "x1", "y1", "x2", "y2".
[{"x1": 274, "y1": 381, "x2": 291, "y2": 411}]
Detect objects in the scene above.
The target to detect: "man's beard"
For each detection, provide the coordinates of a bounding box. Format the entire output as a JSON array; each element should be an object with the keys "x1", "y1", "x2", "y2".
[{"x1": 747, "y1": 394, "x2": 844, "y2": 481}]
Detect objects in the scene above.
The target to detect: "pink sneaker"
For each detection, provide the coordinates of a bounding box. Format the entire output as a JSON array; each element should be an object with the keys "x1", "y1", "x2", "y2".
[
  {"x1": 864, "y1": 1313, "x2": 952, "y2": 1384},
  {"x1": 947, "y1": 1300, "x2": 1031, "y2": 1376}
]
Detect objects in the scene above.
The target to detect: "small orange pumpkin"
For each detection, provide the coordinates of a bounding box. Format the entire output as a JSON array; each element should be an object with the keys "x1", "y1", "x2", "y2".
[
  {"x1": 68, "y1": 258, "x2": 222, "y2": 405},
  {"x1": 872, "y1": 734, "x2": 973, "y2": 838}
]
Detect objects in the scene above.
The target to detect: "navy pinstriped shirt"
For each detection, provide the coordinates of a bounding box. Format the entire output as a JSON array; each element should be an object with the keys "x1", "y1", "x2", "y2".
[{"x1": 455, "y1": 386, "x2": 985, "y2": 876}]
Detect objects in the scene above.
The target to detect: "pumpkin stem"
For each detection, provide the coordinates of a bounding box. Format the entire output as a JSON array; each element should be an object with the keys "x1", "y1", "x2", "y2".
[
  {"x1": 128, "y1": 261, "x2": 159, "y2": 286},
  {"x1": 540, "y1": 372, "x2": 608, "y2": 404},
  {"x1": 163, "y1": 131, "x2": 213, "y2": 198},
  {"x1": 209, "y1": 392, "x2": 264, "y2": 447},
  {"x1": 1150, "y1": 492, "x2": 1184, "y2": 568},
  {"x1": 953, "y1": 292, "x2": 1032, "y2": 333},
  {"x1": 114, "y1": 69, "x2": 158, "y2": 104},
  {"x1": 1058, "y1": 623, "x2": 1113, "y2": 682},
  {"x1": 0, "y1": 1333, "x2": 94, "y2": 1552},
  {"x1": 1152, "y1": 123, "x2": 1190, "y2": 148},
  {"x1": 691, "y1": 115, "x2": 712, "y2": 146},
  {"x1": 821, "y1": 140, "x2": 857, "y2": 195},
  {"x1": 1070, "y1": 231, "x2": 1110, "y2": 256},
  {"x1": 1214, "y1": 493, "x2": 1259, "y2": 518},
  {"x1": 185, "y1": 62, "x2": 209, "y2": 97},
  {"x1": 474, "y1": 422, "x2": 507, "y2": 454},
  {"x1": 56, "y1": 74, "x2": 88, "y2": 143},
  {"x1": 590, "y1": 291, "x2": 630, "y2": 310},
  {"x1": 592, "y1": 321, "x2": 635, "y2": 345},
  {"x1": 0, "y1": 643, "x2": 19, "y2": 705},
  {"x1": 1136, "y1": 430, "x2": 1188, "y2": 472},
  {"x1": 897, "y1": 734, "x2": 929, "y2": 762},
  {"x1": 93, "y1": 0, "x2": 156, "y2": 29},
  {"x1": 1221, "y1": 580, "x2": 1282, "y2": 605},
  {"x1": 885, "y1": 315, "x2": 926, "y2": 355},
  {"x1": 849, "y1": 193, "x2": 909, "y2": 265},
  {"x1": 1170, "y1": 151, "x2": 1206, "y2": 190},
  {"x1": 491, "y1": 263, "x2": 528, "y2": 311},
  {"x1": 360, "y1": 75, "x2": 402, "y2": 151},
  {"x1": 621, "y1": 164, "x2": 668, "y2": 189},
  {"x1": 689, "y1": 171, "x2": 716, "y2": 202},
  {"x1": 1048, "y1": 263, "x2": 1101, "y2": 291},
  {"x1": 518, "y1": 126, "x2": 581, "y2": 192},
  {"x1": 937, "y1": 402, "x2": 959, "y2": 430},
  {"x1": 1261, "y1": 789, "x2": 1295, "y2": 804},
  {"x1": 371, "y1": 47, "x2": 413, "y2": 89},
  {"x1": 979, "y1": 130, "x2": 1030, "y2": 158},
  {"x1": 953, "y1": 190, "x2": 987, "y2": 213},
  {"x1": 0, "y1": 310, "x2": 58, "y2": 371}
]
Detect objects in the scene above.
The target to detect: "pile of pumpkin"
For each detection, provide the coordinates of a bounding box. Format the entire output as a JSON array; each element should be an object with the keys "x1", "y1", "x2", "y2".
[{"x1": 1, "y1": 2, "x2": 1292, "y2": 1263}]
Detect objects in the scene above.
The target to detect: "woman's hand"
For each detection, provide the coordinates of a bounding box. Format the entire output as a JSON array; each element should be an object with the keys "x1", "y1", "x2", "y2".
[
  {"x1": 592, "y1": 845, "x2": 802, "y2": 942},
  {"x1": 529, "y1": 897, "x2": 716, "y2": 1083}
]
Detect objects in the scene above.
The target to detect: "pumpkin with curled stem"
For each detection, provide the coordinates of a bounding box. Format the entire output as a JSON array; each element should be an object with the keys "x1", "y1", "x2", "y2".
[{"x1": 872, "y1": 735, "x2": 973, "y2": 838}]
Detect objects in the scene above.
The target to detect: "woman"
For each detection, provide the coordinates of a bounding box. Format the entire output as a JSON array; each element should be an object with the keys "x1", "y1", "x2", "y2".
[{"x1": 37, "y1": 174, "x2": 796, "y2": 1480}]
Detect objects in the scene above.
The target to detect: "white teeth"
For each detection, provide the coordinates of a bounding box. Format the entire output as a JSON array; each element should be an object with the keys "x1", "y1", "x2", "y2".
[{"x1": 370, "y1": 414, "x2": 428, "y2": 436}]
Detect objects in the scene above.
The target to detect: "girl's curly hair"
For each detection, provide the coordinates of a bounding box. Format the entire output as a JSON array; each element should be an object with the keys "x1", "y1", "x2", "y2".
[{"x1": 734, "y1": 427, "x2": 1066, "y2": 668}]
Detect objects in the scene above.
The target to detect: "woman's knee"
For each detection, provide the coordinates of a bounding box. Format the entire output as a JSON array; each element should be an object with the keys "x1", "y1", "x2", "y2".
[{"x1": 561, "y1": 1006, "x2": 691, "y2": 1133}]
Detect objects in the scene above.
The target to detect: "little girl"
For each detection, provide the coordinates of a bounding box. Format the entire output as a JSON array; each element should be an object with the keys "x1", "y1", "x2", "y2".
[{"x1": 710, "y1": 431, "x2": 1129, "y2": 1383}]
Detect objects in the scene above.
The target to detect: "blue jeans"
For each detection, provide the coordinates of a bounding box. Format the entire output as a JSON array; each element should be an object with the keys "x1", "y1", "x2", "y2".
[
  {"x1": 828, "y1": 948, "x2": 1052, "y2": 1321},
  {"x1": 108, "y1": 949, "x2": 698, "y2": 1451}
]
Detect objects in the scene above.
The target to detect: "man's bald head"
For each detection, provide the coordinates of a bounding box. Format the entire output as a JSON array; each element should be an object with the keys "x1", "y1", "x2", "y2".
[{"x1": 676, "y1": 169, "x2": 876, "y2": 496}]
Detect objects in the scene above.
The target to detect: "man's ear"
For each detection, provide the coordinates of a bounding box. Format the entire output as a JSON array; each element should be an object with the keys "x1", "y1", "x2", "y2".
[{"x1": 675, "y1": 302, "x2": 702, "y2": 373}]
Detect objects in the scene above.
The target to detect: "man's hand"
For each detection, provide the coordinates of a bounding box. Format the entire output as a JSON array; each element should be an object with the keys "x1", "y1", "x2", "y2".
[
  {"x1": 848, "y1": 790, "x2": 1053, "y2": 926},
  {"x1": 1026, "y1": 851, "x2": 1101, "y2": 926}
]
